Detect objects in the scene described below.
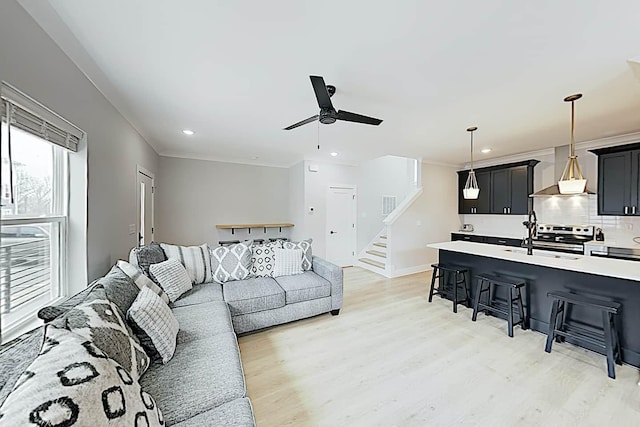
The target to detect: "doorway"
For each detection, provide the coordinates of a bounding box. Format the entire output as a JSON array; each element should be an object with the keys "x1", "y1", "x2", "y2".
[
  {"x1": 326, "y1": 186, "x2": 356, "y2": 267},
  {"x1": 136, "y1": 166, "x2": 155, "y2": 246}
]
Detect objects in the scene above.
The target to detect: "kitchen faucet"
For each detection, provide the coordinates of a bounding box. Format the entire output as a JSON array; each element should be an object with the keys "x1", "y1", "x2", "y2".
[{"x1": 522, "y1": 210, "x2": 537, "y2": 256}]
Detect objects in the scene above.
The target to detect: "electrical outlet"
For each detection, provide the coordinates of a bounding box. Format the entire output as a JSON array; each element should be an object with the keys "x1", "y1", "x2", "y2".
[{"x1": 129, "y1": 224, "x2": 136, "y2": 235}]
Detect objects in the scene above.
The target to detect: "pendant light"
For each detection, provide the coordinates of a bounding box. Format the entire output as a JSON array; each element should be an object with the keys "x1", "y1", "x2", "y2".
[
  {"x1": 558, "y1": 93, "x2": 587, "y2": 194},
  {"x1": 463, "y1": 126, "x2": 480, "y2": 199}
]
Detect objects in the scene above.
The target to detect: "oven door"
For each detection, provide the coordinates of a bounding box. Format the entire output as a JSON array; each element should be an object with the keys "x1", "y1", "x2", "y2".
[{"x1": 532, "y1": 241, "x2": 584, "y2": 254}]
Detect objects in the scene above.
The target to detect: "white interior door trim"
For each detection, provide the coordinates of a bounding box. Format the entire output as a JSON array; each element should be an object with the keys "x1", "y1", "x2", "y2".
[{"x1": 136, "y1": 165, "x2": 155, "y2": 245}]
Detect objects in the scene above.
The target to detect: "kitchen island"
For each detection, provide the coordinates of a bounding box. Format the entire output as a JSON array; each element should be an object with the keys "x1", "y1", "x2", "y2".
[{"x1": 428, "y1": 241, "x2": 640, "y2": 367}]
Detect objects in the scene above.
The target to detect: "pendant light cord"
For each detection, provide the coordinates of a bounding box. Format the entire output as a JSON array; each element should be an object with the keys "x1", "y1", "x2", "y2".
[
  {"x1": 570, "y1": 100, "x2": 575, "y2": 157},
  {"x1": 470, "y1": 130, "x2": 474, "y2": 169}
]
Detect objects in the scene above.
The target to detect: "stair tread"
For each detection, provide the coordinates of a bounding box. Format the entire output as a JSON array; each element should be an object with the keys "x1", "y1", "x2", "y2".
[
  {"x1": 366, "y1": 250, "x2": 387, "y2": 258},
  {"x1": 380, "y1": 235, "x2": 387, "y2": 239},
  {"x1": 373, "y1": 242, "x2": 387, "y2": 248},
  {"x1": 359, "y1": 258, "x2": 385, "y2": 268}
]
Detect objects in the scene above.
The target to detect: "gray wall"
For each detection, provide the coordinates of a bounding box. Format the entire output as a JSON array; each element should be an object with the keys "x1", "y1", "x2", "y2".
[
  {"x1": 0, "y1": 1, "x2": 160, "y2": 291},
  {"x1": 156, "y1": 157, "x2": 291, "y2": 246}
]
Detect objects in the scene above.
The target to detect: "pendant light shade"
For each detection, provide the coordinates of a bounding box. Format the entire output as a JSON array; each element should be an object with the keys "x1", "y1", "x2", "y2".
[
  {"x1": 558, "y1": 94, "x2": 587, "y2": 194},
  {"x1": 463, "y1": 126, "x2": 480, "y2": 200}
]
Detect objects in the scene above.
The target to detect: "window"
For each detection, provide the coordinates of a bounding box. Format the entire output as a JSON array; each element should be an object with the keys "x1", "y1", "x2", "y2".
[{"x1": 0, "y1": 83, "x2": 83, "y2": 342}]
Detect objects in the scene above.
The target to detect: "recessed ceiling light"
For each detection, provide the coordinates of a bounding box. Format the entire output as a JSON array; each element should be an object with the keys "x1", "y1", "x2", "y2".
[
  {"x1": 481, "y1": 148, "x2": 492, "y2": 154},
  {"x1": 182, "y1": 129, "x2": 194, "y2": 136},
  {"x1": 330, "y1": 152, "x2": 338, "y2": 157}
]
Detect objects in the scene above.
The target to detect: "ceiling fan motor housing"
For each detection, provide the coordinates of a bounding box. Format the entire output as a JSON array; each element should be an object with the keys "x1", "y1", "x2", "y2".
[{"x1": 319, "y1": 108, "x2": 337, "y2": 124}]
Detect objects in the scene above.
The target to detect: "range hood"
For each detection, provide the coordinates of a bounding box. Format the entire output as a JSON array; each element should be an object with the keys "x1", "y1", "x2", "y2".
[{"x1": 530, "y1": 145, "x2": 596, "y2": 197}]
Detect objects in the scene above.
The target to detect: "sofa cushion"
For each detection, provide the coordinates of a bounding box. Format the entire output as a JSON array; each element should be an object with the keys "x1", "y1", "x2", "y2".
[
  {"x1": 250, "y1": 241, "x2": 282, "y2": 278},
  {"x1": 223, "y1": 277, "x2": 285, "y2": 316},
  {"x1": 140, "y1": 331, "x2": 246, "y2": 425},
  {"x1": 275, "y1": 271, "x2": 331, "y2": 304},
  {"x1": 149, "y1": 258, "x2": 193, "y2": 302},
  {"x1": 161, "y1": 243, "x2": 212, "y2": 284},
  {"x1": 210, "y1": 240, "x2": 253, "y2": 283},
  {"x1": 173, "y1": 301, "x2": 233, "y2": 344},
  {"x1": 58, "y1": 285, "x2": 150, "y2": 380},
  {"x1": 0, "y1": 327, "x2": 44, "y2": 407},
  {"x1": 0, "y1": 326, "x2": 164, "y2": 427},
  {"x1": 283, "y1": 238, "x2": 313, "y2": 270},
  {"x1": 172, "y1": 398, "x2": 255, "y2": 427},
  {"x1": 117, "y1": 260, "x2": 169, "y2": 304},
  {"x1": 171, "y1": 282, "x2": 223, "y2": 308},
  {"x1": 128, "y1": 287, "x2": 179, "y2": 364}
]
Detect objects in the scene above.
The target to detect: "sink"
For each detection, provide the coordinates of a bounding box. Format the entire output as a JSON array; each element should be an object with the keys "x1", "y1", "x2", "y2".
[{"x1": 503, "y1": 248, "x2": 579, "y2": 261}]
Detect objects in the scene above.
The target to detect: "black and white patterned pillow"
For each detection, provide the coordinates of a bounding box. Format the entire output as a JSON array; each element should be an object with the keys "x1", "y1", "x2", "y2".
[
  {"x1": 161, "y1": 243, "x2": 212, "y2": 284},
  {"x1": 117, "y1": 260, "x2": 170, "y2": 304},
  {"x1": 283, "y1": 239, "x2": 313, "y2": 270},
  {"x1": 0, "y1": 325, "x2": 164, "y2": 426},
  {"x1": 57, "y1": 285, "x2": 150, "y2": 380},
  {"x1": 127, "y1": 287, "x2": 179, "y2": 364},
  {"x1": 251, "y1": 241, "x2": 283, "y2": 278},
  {"x1": 210, "y1": 241, "x2": 253, "y2": 283}
]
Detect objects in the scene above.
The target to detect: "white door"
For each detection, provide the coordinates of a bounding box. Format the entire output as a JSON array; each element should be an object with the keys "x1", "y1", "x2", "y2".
[
  {"x1": 136, "y1": 167, "x2": 155, "y2": 246},
  {"x1": 326, "y1": 186, "x2": 356, "y2": 267}
]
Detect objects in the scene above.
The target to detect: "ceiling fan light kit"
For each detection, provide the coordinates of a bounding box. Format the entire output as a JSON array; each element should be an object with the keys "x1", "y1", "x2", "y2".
[
  {"x1": 463, "y1": 126, "x2": 480, "y2": 200},
  {"x1": 558, "y1": 93, "x2": 587, "y2": 194}
]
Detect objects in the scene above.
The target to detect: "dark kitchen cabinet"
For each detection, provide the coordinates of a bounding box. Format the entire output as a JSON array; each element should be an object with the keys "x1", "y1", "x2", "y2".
[
  {"x1": 458, "y1": 160, "x2": 538, "y2": 215},
  {"x1": 451, "y1": 233, "x2": 522, "y2": 248},
  {"x1": 590, "y1": 143, "x2": 640, "y2": 216}
]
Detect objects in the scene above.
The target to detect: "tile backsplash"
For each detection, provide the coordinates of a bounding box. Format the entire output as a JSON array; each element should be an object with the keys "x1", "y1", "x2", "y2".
[{"x1": 460, "y1": 195, "x2": 640, "y2": 245}]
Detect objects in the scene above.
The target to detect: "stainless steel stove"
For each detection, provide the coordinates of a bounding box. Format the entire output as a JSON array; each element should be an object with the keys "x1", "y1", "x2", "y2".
[{"x1": 532, "y1": 224, "x2": 594, "y2": 254}]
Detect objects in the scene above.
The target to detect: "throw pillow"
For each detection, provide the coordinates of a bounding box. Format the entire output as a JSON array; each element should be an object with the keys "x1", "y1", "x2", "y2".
[
  {"x1": 127, "y1": 287, "x2": 179, "y2": 364},
  {"x1": 148, "y1": 259, "x2": 193, "y2": 302},
  {"x1": 97, "y1": 264, "x2": 141, "y2": 315},
  {"x1": 0, "y1": 326, "x2": 164, "y2": 426},
  {"x1": 161, "y1": 243, "x2": 212, "y2": 284},
  {"x1": 251, "y1": 241, "x2": 283, "y2": 278},
  {"x1": 58, "y1": 285, "x2": 150, "y2": 380},
  {"x1": 283, "y1": 238, "x2": 313, "y2": 270},
  {"x1": 273, "y1": 248, "x2": 303, "y2": 277},
  {"x1": 210, "y1": 240, "x2": 253, "y2": 283},
  {"x1": 131, "y1": 242, "x2": 167, "y2": 279},
  {"x1": 117, "y1": 260, "x2": 170, "y2": 305}
]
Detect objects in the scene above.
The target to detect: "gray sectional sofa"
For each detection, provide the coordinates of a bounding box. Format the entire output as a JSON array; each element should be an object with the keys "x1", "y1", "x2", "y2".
[{"x1": 0, "y1": 246, "x2": 343, "y2": 426}]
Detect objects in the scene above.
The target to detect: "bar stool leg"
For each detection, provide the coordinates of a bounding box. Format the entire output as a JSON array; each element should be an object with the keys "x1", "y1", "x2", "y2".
[
  {"x1": 507, "y1": 287, "x2": 514, "y2": 338},
  {"x1": 463, "y1": 271, "x2": 472, "y2": 307},
  {"x1": 611, "y1": 314, "x2": 622, "y2": 365},
  {"x1": 545, "y1": 299, "x2": 560, "y2": 353},
  {"x1": 428, "y1": 267, "x2": 438, "y2": 302},
  {"x1": 453, "y1": 271, "x2": 459, "y2": 313},
  {"x1": 472, "y1": 279, "x2": 484, "y2": 321},
  {"x1": 602, "y1": 311, "x2": 617, "y2": 379},
  {"x1": 516, "y1": 288, "x2": 527, "y2": 330}
]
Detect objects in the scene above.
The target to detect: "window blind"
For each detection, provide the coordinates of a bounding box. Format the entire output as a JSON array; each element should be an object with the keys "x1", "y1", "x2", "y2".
[{"x1": 1, "y1": 83, "x2": 83, "y2": 152}]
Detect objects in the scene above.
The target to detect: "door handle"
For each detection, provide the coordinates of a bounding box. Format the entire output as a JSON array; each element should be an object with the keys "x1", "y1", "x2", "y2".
[{"x1": 330, "y1": 231, "x2": 337, "y2": 234}]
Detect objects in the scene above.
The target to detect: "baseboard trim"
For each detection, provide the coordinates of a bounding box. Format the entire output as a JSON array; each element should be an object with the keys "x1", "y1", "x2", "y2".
[{"x1": 388, "y1": 264, "x2": 431, "y2": 278}]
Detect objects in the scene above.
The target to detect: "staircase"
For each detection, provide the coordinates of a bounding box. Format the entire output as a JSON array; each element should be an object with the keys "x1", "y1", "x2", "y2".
[{"x1": 358, "y1": 233, "x2": 387, "y2": 272}]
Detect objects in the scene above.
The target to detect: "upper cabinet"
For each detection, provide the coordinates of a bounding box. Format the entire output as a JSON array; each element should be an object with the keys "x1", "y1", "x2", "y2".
[
  {"x1": 590, "y1": 143, "x2": 640, "y2": 216},
  {"x1": 457, "y1": 160, "x2": 539, "y2": 215}
]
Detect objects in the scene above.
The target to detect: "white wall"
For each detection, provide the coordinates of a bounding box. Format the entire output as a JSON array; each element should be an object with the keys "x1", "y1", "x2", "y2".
[
  {"x1": 0, "y1": 1, "x2": 160, "y2": 291},
  {"x1": 301, "y1": 161, "x2": 358, "y2": 259},
  {"x1": 387, "y1": 162, "x2": 459, "y2": 274},
  {"x1": 356, "y1": 155, "x2": 417, "y2": 252},
  {"x1": 288, "y1": 161, "x2": 305, "y2": 242},
  {"x1": 156, "y1": 156, "x2": 290, "y2": 246}
]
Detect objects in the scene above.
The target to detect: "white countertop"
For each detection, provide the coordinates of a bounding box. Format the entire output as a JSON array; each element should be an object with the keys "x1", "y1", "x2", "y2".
[
  {"x1": 451, "y1": 230, "x2": 526, "y2": 240},
  {"x1": 429, "y1": 241, "x2": 640, "y2": 282}
]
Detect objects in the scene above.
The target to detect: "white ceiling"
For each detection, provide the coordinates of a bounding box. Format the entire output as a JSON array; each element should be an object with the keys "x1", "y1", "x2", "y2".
[{"x1": 22, "y1": 0, "x2": 640, "y2": 167}]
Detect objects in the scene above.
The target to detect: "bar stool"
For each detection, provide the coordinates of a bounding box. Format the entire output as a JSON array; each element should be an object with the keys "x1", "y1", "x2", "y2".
[
  {"x1": 545, "y1": 291, "x2": 622, "y2": 379},
  {"x1": 472, "y1": 273, "x2": 528, "y2": 337},
  {"x1": 428, "y1": 263, "x2": 471, "y2": 313}
]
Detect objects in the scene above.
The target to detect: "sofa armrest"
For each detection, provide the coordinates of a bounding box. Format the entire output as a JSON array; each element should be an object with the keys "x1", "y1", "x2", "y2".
[{"x1": 312, "y1": 256, "x2": 343, "y2": 311}]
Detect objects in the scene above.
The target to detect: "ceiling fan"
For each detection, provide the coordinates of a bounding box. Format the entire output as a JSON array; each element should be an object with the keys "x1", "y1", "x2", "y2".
[{"x1": 283, "y1": 75, "x2": 383, "y2": 130}]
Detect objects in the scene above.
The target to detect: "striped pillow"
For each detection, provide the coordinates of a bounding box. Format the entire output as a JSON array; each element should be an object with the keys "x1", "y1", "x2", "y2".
[
  {"x1": 273, "y1": 248, "x2": 303, "y2": 277},
  {"x1": 160, "y1": 243, "x2": 212, "y2": 284},
  {"x1": 117, "y1": 260, "x2": 169, "y2": 304},
  {"x1": 127, "y1": 287, "x2": 179, "y2": 364},
  {"x1": 148, "y1": 259, "x2": 193, "y2": 303}
]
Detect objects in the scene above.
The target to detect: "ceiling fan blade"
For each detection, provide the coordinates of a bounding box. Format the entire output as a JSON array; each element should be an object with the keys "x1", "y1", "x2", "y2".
[
  {"x1": 310, "y1": 75, "x2": 334, "y2": 110},
  {"x1": 337, "y1": 110, "x2": 383, "y2": 126},
  {"x1": 283, "y1": 115, "x2": 319, "y2": 130}
]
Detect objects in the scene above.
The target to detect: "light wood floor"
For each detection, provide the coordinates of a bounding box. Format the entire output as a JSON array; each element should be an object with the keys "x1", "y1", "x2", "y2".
[{"x1": 238, "y1": 267, "x2": 640, "y2": 426}]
